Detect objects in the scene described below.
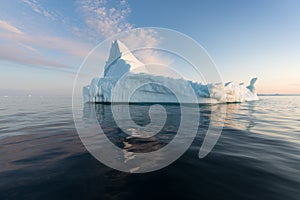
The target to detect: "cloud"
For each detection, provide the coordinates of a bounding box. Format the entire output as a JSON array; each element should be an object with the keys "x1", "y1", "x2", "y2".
[
  {"x1": 0, "y1": 43, "x2": 70, "y2": 69},
  {"x1": 0, "y1": 20, "x2": 23, "y2": 34},
  {"x1": 0, "y1": 30, "x2": 92, "y2": 58},
  {"x1": 77, "y1": 0, "x2": 132, "y2": 41},
  {"x1": 120, "y1": 28, "x2": 160, "y2": 49},
  {"x1": 76, "y1": 1, "x2": 167, "y2": 66},
  {"x1": 76, "y1": 0, "x2": 160, "y2": 45},
  {"x1": 75, "y1": 1, "x2": 162, "y2": 50},
  {"x1": 0, "y1": 20, "x2": 93, "y2": 70},
  {"x1": 116, "y1": 29, "x2": 175, "y2": 72},
  {"x1": 0, "y1": 1, "x2": 169, "y2": 73},
  {"x1": 17, "y1": 43, "x2": 37, "y2": 52},
  {"x1": 21, "y1": 0, "x2": 55, "y2": 20}
]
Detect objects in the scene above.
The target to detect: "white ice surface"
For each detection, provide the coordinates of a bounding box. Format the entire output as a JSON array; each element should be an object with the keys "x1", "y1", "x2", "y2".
[{"x1": 83, "y1": 40, "x2": 259, "y2": 103}]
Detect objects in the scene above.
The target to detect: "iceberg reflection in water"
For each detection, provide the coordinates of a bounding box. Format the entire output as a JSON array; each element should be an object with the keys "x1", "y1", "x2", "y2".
[
  {"x1": 1, "y1": 96, "x2": 300, "y2": 199},
  {"x1": 81, "y1": 102, "x2": 254, "y2": 171}
]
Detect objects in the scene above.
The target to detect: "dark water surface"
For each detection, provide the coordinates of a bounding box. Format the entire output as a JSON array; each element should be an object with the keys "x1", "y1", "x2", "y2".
[{"x1": 0, "y1": 96, "x2": 300, "y2": 200}]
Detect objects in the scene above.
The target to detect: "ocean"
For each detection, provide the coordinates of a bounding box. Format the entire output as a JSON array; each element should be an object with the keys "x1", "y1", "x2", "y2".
[{"x1": 0, "y1": 96, "x2": 299, "y2": 199}]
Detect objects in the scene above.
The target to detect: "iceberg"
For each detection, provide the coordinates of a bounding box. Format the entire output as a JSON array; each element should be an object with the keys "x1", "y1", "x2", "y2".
[{"x1": 83, "y1": 40, "x2": 259, "y2": 104}]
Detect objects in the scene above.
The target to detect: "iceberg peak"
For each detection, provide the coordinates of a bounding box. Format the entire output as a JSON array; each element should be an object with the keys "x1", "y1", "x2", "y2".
[
  {"x1": 104, "y1": 40, "x2": 145, "y2": 78},
  {"x1": 83, "y1": 40, "x2": 259, "y2": 103},
  {"x1": 247, "y1": 77, "x2": 258, "y2": 93}
]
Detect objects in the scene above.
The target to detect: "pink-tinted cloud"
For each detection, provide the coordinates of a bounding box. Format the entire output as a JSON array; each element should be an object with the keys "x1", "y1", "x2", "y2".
[
  {"x1": 0, "y1": 20, "x2": 23, "y2": 34},
  {"x1": 77, "y1": 0, "x2": 132, "y2": 41},
  {"x1": 0, "y1": 30, "x2": 92, "y2": 58},
  {"x1": 0, "y1": 43, "x2": 70, "y2": 69}
]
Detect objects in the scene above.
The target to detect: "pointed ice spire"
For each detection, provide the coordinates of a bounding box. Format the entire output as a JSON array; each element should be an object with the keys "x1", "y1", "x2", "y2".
[
  {"x1": 106, "y1": 40, "x2": 129, "y2": 66},
  {"x1": 104, "y1": 40, "x2": 145, "y2": 77}
]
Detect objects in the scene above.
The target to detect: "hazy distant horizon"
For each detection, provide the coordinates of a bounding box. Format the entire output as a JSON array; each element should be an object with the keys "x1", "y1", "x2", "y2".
[{"x1": 1, "y1": 88, "x2": 300, "y2": 97}]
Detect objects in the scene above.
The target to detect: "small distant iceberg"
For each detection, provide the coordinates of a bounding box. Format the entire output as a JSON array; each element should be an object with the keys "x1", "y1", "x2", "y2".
[{"x1": 83, "y1": 40, "x2": 258, "y2": 104}]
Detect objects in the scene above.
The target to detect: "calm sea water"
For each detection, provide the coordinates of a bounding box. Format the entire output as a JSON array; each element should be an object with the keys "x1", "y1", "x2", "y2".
[{"x1": 0, "y1": 96, "x2": 300, "y2": 199}]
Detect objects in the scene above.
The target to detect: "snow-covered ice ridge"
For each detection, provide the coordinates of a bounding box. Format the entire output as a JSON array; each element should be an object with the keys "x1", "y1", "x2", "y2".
[{"x1": 83, "y1": 40, "x2": 258, "y2": 104}]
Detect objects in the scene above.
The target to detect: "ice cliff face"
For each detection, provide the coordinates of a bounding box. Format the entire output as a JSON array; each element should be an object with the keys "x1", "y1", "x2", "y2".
[{"x1": 83, "y1": 40, "x2": 259, "y2": 103}]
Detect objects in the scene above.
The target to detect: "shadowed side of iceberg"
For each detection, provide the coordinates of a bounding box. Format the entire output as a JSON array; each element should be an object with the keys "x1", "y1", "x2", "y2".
[
  {"x1": 83, "y1": 75, "x2": 259, "y2": 104},
  {"x1": 82, "y1": 40, "x2": 259, "y2": 104}
]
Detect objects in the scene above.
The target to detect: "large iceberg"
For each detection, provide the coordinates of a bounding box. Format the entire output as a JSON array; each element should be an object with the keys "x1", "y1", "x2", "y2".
[{"x1": 83, "y1": 40, "x2": 258, "y2": 104}]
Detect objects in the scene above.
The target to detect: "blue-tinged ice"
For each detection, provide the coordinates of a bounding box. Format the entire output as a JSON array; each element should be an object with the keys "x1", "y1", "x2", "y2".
[{"x1": 83, "y1": 40, "x2": 259, "y2": 103}]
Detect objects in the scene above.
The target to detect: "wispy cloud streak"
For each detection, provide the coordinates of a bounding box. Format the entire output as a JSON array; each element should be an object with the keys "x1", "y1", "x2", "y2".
[
  {"x1": 0, "y1": 20, "x2": 92, "y2": 69},
  {"x1": 0, "y1": 20, "x2": 23, "y2": 34},
  {"x1": 0, "y1": 44, "x2": 70, "y2": 69},
  {"x1": 21, "y1": 0, "x2": 55, "y2": 20}
]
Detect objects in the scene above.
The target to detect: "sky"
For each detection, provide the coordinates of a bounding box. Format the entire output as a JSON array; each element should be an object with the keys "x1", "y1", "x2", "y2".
[{"x1": 0, "y1": 0, "x2": 299, "y2": 95}]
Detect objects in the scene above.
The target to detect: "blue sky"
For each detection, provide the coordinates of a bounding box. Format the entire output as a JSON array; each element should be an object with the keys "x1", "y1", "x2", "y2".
[{"x1": 0, "y1": 0, "x2": 299, "y2": 95}]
